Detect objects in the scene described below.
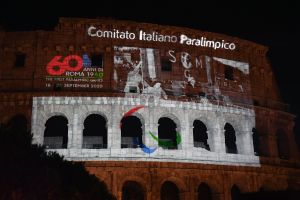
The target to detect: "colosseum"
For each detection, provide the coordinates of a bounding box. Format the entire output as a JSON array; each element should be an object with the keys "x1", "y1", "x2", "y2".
[{"x1": 0, "y1": 17, "x2": 299, "y2": 199}]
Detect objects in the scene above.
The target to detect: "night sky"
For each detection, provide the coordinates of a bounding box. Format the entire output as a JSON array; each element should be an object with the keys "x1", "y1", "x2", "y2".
[{"x1": 1, "y1": 1, "x2": 300, "y2": 148}]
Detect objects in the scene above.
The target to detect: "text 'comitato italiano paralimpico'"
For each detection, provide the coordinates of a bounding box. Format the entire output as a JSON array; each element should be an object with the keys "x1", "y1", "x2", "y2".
[{"x1": 87, "y1": 26, "x2": 236, "y2": 50}]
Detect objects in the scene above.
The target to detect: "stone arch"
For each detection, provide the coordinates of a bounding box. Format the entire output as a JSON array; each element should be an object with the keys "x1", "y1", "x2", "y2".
[
  {"x1": 158, "y1": 176, "x2": 188, "y2": 194},
  {"x1": 160, "y1": 181, "x2": 180, "y2": 200},
  {"x1": 79, "y1": 110, "x2": 109, "y2": 127},
  {"x1": 194, "y1": 177, "x2": 223, "y2": 197},
  {"x1": 188, "y1": 111, "x2": 216, "y2": 133},
  {"x1": 118, "y1": 176, "x2": 148, "y2": 199},
  {"x1": 158, "y1": 112, "x2": 181, "y2": 132},
  {"x1": 222, "y1": 117, "x2": 242, "y2": 133},
  {"x1": 42, "y1": 112, "x2": 70, "y2": 128},
  {"x1": 230, "y1": 177, "x2": 253, "y2": 194}
]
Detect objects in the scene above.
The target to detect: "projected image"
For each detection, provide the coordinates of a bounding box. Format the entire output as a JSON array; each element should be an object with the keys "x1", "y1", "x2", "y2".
[
  {"x1": 113, "y1": 46, "x2": 252, "y2": 106},
  {"x1": 45, "y1": 54, "x2": 103, "y2": 90}
]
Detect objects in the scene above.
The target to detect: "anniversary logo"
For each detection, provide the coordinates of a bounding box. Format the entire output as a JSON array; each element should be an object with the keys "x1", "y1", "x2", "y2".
[{"x1": 45, "y1": 54, "x2": 104, "y2": 90}]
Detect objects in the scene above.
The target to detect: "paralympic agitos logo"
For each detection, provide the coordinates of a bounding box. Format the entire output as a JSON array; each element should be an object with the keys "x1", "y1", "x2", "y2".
[{"x1": 122, "y1": 106, "x2": 182, "y2": 154}]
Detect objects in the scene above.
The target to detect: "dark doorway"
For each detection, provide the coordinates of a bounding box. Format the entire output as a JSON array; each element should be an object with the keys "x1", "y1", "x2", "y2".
[
  {"x1": 158, "y1": 117, "x2": 178, "y2": 149},
  {"x1": 83, "y1": 114, "x2": 107, "y2": 149},
  {"x1": 231, "y1": 185, "x2": 241, "y2": 200},
  {"x1": 161, "y1": 181, "x2": 180, "y2": 200},
  {"x1": 121, "y1": 116, "x2": 143, "y2": 148},
  {"x1": 44, "y1": 116, "x2": 68, "y2": 149},
  {"x1": 193, "y1": 120, "x2": 210, "y2": 150},
  {"x1": 198, "y1": 183, "x2": 212, "y2": 200},
  {"x1": 252, "y1": 128, "x2": 260, "y2": 156},
  {"x1": 122, "y1": 181, "x2": 145, "y2": 200},
  {"x1": 224, "y1": 123, "x2": 237, "y2": 154}
]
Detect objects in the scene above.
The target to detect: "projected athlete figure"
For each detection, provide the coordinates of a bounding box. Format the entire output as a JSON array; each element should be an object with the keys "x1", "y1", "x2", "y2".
[
  {"x1": 124, "y1": 60, "x2": 143, "y2": 93},
  {"x1": 143, "y1": 83, "x2": 167, "y2": 100}
]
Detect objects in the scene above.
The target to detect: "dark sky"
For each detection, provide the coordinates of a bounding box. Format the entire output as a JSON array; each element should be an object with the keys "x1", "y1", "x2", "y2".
[{"x1": 1, "y1": 0, "x2": 300, "y2": 146}]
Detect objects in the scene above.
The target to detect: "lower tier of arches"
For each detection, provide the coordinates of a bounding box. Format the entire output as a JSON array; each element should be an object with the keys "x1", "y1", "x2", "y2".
[{"x1": 85, "y1": 161, "x2": 300, "y2": 200}]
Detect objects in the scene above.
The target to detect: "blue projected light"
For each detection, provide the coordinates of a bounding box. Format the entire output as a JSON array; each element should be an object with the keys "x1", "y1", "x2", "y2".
[
  {"x1": 132, "y1": 137, "x2": 157, "y2": 154},
  {"x1": 82, "y1": 54, "x2": 91, "y2": 68}
]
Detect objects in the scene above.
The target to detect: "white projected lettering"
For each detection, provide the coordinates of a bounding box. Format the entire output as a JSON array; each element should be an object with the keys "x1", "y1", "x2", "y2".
[
  {"x1": 179, "y1": 34, "x2": 236, "y2": 50},
  {"x1": 87, "y1": 26, "x2": 237, "y2": 51}
]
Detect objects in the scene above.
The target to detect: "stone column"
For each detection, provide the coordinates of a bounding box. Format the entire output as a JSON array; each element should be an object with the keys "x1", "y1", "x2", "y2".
[
  {"x1": 107, "y1": 121, "x2": 113, "y2": 149},
  {"x1": 241, "y1": 130, "x2": 255, "y2": 155},
  {"x1": 207, "y1": 130, "x2": 215, "y2": 152},
  {"x1": 189, "y1": 124, "x2": 195, "y2": 149},
  {"x1": 111, "y1": 105, "x2": 121, "y2": 149},
  {"x1": 67, "y1": 123, "x2": 73, "y2": 149},
  {"x1": 71, "y1": 112, "x2": 82, "y2": 149},
  {"x1": 144, "y1": 121, "x2": 155, "y2": 148},
  {"x1": 180, "y1": 111, "x2": 190, "y2": 151}
]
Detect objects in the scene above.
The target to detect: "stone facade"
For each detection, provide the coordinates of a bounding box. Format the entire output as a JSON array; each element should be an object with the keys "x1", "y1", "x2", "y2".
[{"x1": 0, "y1": 17, "x2": 300, "y2": 199}]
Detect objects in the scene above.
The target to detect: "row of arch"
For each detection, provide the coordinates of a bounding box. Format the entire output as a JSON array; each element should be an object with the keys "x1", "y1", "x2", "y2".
[
  {"x1": 121, "y1": 180, "x2": 245, "y2": 200},
  {"x1": 43, "y1": 114, "x2": 243, "y2": 153},
  {"x1": 41, "y1": 113, "x2": 289, "y2": 158},
  {"x1": 4, "y1": 113, "x2": 290, "y2": 159}
]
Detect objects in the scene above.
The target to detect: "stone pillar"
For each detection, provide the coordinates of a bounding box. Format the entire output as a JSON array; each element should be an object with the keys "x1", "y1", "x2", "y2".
[
  {"x1": 71, "y1": 112, "x2": 82, "y2": 149},
  {"x1": 145, "y1": 106, "x2": 157, "y2": 148},
  {"x1": 111, "y1": 105, "x2": 121, "y2": 149},
  {"x1": 107, "y1": 122, "x2": 113, "y2": 149},
  {"x1": 67, "y1": 123, "x2": 73, "y2": 149},
  {"x1": 207, "y1": 130, "x2": 215, "y2": 152},
  {"x1": 145, "y1": 122, "x2": 155, "y2": 147},
  {"x1": 111, "y1": 122, "x2": 121, "y2": 149},
  {"x1": 189, "y1": 124, "x2": 195, "y2": 149},
  {"x1": 242, "y1": 130, "x2": 255, "y2": 155},
  {"x1": 181, "y1": 111, "x2": 189, "y2": 151}
]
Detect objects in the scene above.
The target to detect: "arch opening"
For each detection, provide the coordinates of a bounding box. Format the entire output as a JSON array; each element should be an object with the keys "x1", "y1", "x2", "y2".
[
  {"x1": 252, "y1": 128, "x2": 260, "y2": 156},
  {"x1": 44, "y1": 116, "x2": 68, "y2": 149},
  {"x1": 193, "y1": 120, "x2": 210, "y2": 150},
  {"x1": 224, "y1": 123, "x2": 237, "y2": 154},
  {"x1": 160, "y1": 181, "x2": 180, "y2": 200},
  {"x1": 197, "y1": 183, "x2": 212, "y2": 200},
  {"x1": 122, "y1": 181, "x2": 145, "y2": 200},
  {"x1": 231, "y1": 185, "x2": 241, "y2": 200},
  {"x1": 121, "y1": 116, "x2": 143, "y2": 148},
  {"x1": 158, "y1": 117, "x2": 178, "y2": 149},
  {"x1": 83, "y1": 114, "x2": 107, "y2": 149}
]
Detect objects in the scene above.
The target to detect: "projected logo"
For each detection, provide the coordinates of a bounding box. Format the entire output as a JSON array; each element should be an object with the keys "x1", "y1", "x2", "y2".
[
  {"x1": 122, "y1": 106, "x2": 182, "y2": 154},
  {"x1": 45, "y1": 54, "x2": 103, "y2": 89}
]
